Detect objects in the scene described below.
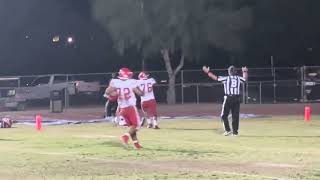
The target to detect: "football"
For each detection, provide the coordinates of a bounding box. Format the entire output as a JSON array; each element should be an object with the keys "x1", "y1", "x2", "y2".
[{"x1": 109, "y1": 89, "x2": 118, "y2": 97}]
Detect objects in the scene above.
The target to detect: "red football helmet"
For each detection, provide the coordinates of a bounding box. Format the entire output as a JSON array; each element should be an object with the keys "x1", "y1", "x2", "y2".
[
  {"x1": 118, "y1": 68, "x2": 133, "y2": 80},
  {"x1": 138, "y1": 72, "x2": 149, "y2": 80}
]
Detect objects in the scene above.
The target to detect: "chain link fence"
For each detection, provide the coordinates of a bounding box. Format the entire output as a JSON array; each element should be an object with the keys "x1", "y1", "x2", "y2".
[{"x1": 0, "y1": 66, "x2": 319, "y2": 111}]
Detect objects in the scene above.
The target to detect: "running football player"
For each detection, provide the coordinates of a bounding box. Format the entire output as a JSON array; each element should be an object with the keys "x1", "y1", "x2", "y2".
[{"x1": 106, "y1": 68, "x2": 144, "y2": 149}]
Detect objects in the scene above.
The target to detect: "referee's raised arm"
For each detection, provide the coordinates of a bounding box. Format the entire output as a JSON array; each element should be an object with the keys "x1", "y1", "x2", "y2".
[
  {"x1": 241, "y1": 67, "x2": 248, "y2": 81},
  {"x1": 202, "y1": 66, "x2": 219, "y2": 81}
]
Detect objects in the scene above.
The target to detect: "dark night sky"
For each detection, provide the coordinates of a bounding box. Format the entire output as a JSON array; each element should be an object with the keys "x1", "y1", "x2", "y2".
[{"x1": 0, "y1": 0, "x2": 320, "y2": 76}]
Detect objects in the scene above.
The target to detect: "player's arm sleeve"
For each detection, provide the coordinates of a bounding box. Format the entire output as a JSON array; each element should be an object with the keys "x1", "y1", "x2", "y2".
[
  {"x1": 136, "y1": 80, "x2": 143, "y2": 90},
  {"x1": 106, "y1": 80, "x2": 117, "y2": 95},
  {"x1": 132, "y1": 80, "x2": 139, "y2": 88},
  {"x1": 217, "y1": 76, "x2": 227, "y2": 82},
  {"x1": 109, "y1": 79, "x2": 115, "y2": 87},
  {"x1": 132, "y1": 80, "x2": 144, "y2": 96}
]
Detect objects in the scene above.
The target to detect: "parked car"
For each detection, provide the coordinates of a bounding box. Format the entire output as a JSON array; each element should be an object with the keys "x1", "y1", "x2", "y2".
[{"x1": 0, "y1": 75, "x2": 100, "y2": 110}]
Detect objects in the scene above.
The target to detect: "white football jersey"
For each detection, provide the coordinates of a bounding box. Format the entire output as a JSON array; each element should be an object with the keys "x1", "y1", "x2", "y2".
[
  {"x1": 109, "y1": 79, "x2": 138, "y2": 108},
  {"x1": 138, "y1": 78, "x2": 156, "y2": 102}
]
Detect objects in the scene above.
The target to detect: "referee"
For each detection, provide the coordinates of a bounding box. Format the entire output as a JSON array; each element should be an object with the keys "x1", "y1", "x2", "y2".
[{"x1": 203, "y1": 65, "x2": 248, "y2": 136}]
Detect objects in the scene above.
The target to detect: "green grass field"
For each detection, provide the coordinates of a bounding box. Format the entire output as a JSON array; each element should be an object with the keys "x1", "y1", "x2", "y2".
[{"x1": 0, "y1": 116, "x2": 320, "y2": 180}]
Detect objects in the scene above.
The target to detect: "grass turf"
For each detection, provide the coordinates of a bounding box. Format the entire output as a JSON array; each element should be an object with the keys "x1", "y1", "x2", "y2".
[{"x1": 0, "y1": 116, "x2": 320, "y2": 179}]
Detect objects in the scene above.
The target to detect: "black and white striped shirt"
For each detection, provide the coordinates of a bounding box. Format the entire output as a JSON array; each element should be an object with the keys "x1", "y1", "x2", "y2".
[{"x1": 218, "y1": 76, "x2": 246, "y2": 95}]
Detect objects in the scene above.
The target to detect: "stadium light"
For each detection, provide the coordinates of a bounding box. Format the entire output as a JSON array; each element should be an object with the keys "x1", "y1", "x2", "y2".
[
  {"x1": 52, "y1": 36, "x2": 60, "y2": 43},
  {"x1": 67, "y1": 37, "x2": 74, "y2": 44}
]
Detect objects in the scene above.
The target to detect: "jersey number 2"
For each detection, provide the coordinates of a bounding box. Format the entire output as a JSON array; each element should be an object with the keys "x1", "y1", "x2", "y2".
[{"x1": 117, "y1": 88, "x2": 131, "y2": 100}]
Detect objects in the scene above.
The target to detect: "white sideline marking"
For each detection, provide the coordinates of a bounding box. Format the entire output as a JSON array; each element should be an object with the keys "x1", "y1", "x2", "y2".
[
  {"x1": 73, "y1": 135, "x2": 117, "y2": 139},
  {"x1": 209, "y1": 170, "x2": 284, "y2": 180},
  {"x1": 255, "y1": 162, "x2": 300, "y2": 168},
  {"x1": 37, "y1": 152, "x2": 77, "y2": 155}
]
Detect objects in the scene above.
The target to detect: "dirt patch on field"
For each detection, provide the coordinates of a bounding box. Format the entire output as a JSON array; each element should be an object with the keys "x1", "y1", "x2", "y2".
[
  {"x1": 29, "y1": 150, "x2": 303, "y2": 178},
  {"x1": 88, "y1": 158, "x2": 302, "y2": 179},
  {"x1": 0, "y1": 103, "x2": 319, "y2": 121}
]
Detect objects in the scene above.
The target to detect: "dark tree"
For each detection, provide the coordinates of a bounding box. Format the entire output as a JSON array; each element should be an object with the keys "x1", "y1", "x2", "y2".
[{"x1": 92, "y1": 0, "x2": 251, "y2": 104}]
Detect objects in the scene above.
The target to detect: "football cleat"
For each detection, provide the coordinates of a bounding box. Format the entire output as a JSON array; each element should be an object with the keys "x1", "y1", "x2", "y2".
[
  {"x1": 133, "y1": 141, "x2": 142, "y2": 150},
  {"x1": 153, "y1": 125, "x2": 160, "y2": 129},
  {"x1": 147, "y1": 124, "x2": 153, "y2": 128}
]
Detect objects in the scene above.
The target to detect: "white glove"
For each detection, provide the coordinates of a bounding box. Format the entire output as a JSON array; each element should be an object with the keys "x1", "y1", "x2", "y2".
[
  {"x1": 202, "y1": 66, "x2": 210, "y2": 73},
  {"x1": 242, "y1": 67, "x2": 248, "y2": 72}
]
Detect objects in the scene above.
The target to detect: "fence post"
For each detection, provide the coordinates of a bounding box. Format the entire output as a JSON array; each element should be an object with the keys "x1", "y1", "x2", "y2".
[
  {"x1": 301, "y1": 66, "x2": 305, "y2": 102},
  {"x1": 273, "y1": 67, "x2": 276, "y2": 103},
  {"x1": 196, "y1": 84, "x2": 199, "y2": 104},
  {"x1": 18, "y1": 77, "x2": 21, "y2": 88},
  {"x1": 65, "y1": 74, "x2": 69, "y2": 111},
  {"x1": 259, "y1": 82, "x2": 262, "y2": 104},
  {"x1": 246, "y1": 82, "x2": 249, "y2": 104},
  {"x1": 181, "y1": 70, "x2": 184, "y2": 104},
  {"x1": 242, "y1": 83, "x2": 246, "y2": 104},
  {"x1": 64, "y1": 88, "x2": 69, "y2": 111}
]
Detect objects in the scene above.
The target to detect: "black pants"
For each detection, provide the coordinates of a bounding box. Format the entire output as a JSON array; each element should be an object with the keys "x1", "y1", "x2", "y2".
[
  {"x1": 105, "y1": 100, "x2": 118, "y2": 117},
  {"x1": 221, "y1": 95, "x2": 240, "y2": 134}
]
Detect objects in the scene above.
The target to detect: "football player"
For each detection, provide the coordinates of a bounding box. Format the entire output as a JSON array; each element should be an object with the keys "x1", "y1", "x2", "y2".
[
  {"x1": 138, "y1": 72, "x2": 159, "y2": 129},
  {"x1": 106, "y1": 68, "x2": 144, "y2": 150}
]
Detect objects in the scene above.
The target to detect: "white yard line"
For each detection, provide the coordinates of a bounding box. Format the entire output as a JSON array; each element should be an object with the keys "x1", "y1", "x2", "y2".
[
  {"x1": 72, "y1": 134, "x2": 117, "y2": 139},
  {"x1": 208, "y1": 170, "x2": 286, "y2": 180},
  {"x1": 36, "y1": 152, "x2": 78, "y2": 155},
  {"x1": 255, "y1": 162, "x2": 301, "y2": 168}
]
